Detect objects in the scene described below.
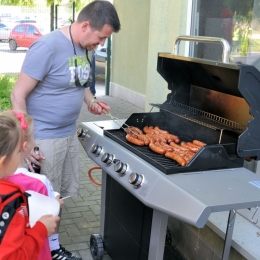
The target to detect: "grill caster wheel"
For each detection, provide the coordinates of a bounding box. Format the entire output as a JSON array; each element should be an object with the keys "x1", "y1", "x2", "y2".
[{"x1": 90, "y1": 234, "x2": 104, "y2": 260}]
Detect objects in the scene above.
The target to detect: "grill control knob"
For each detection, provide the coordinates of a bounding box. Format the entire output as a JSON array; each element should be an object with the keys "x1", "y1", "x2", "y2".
[
  {"x1": 90, "y1": 144, "x2": 103, "y2": 155},
  {"x1": 101, "y1": 153, "x2": 114, "y2": 165},
  {"x1": 129, "y1": 173, "x2": 143, "y2": 188},
  {"x1": 77, "y1": 128, "x2": 89, "y2": 140},
  {"x1": 114, "y1": 161, "x2": 128, "y2": 176}
]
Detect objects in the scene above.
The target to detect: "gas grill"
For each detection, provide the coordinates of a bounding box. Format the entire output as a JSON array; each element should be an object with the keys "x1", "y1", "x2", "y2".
[{"x1": 78, "y1": 36, "x2": 260, "y2": 260}]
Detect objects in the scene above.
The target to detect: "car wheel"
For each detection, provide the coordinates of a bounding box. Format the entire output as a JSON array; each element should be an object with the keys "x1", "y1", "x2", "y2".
[{"x1": 9, "y1": 39, "x2": 17, "y2": 51}]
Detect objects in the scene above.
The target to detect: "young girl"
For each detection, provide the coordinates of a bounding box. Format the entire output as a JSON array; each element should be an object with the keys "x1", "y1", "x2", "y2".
[
  {"x1": 0, "y1": 110, "x2": 60, "y2": 260},
  {"x1": 5, "y1": 110, "x2": 82, "y2": 260}
]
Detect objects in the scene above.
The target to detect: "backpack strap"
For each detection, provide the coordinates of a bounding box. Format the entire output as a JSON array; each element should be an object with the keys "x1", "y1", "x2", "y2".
[{"x1": 0, "y1": 180, "x2": 29, "y2": 244}]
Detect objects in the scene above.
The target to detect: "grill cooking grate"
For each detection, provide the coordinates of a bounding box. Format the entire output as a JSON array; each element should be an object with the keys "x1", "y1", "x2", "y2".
[{"x1": 150, "y1": 102, "x2": 246, "y2": 133}]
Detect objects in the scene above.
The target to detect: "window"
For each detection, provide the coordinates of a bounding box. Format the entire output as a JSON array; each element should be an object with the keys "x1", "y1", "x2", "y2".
[
  {"x1": 190, "y1": 0, "x2": 260, "y2": 228},
  {"x1": 14, "y1": 25, "x2": 24, "y2": 33},
  {"x1": 26, "y1": 25, "x2": 36, "y2": 34},
  {"x1": 190, "y1": 0, "x2": 260, "y2": 69}
]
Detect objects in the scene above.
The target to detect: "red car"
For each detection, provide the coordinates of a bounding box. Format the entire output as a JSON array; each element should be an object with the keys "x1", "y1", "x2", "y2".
[{"x1": 8, "y1": 23, "x2": 44, "y2": 51}]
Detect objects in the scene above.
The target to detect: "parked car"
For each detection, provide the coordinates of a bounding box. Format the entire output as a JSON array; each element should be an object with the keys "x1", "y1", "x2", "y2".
[
  {"x1": 95, "y1": 38, "x2": 108, "y2": 62},
  {"x1": 8, "y1": 23, "x2": 44, "y2": 51},
  {"x1": 0, "y1": 22, "x2": 11, "y2": 42}
]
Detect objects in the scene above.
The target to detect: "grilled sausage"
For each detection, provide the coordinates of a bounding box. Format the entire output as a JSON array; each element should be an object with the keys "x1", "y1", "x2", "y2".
[
  {"x1": 145, "y1": 134, "x2": 156, "y2": 143},
  {"x1": 181, "y1": 142, "x2": 200, "y2": 153},
  {"x1": 165, "y1": 151, "x2": 186, "y2": 166},
  {"x1": 158, "y1": 135, "x2": 167, "y2": 143},
  {"x1": 143, "y1": 126, "x2": 155, "y2": 134},
  {"x1": 153, "y1": 141, "x2": 172, "y2": 152},
  {"x1": 126, "y1": 134, "x2": 145, "y2": 146},
  {"x1": 155, "y1": 134, "x2": 167, "y2": 143},
  {"x1": 181, "y1": 154, "x2": 192, "y2": 164},
  {"x1": 186, "y1": 142, "x2": 201, "y2": 149},
  {"x1": 154, "y1": 126, "x2": 169, "y2": 134},
  {"x1": 193, "y1": 140, "x2": 206, "y2": 147},
  {"x1": 171, "y1": 147, "x2": 193, "y2": 155},
  {"x1": 124, "y1": 128, "x2": 138, "y2": 138},
  {"x1": 159, "y1": 142, "x2": 173, "y2": 152},
  {"x1": 149, "y1": 126, "x2": 160, "y2": 135},
  {"x1": 129, "y1": 126, "x2": 143, "y2": 135},
  {"x1": 146, "y1": 134, "x2": 165, "y2": 143},
  {"x1": 169, "y1": 134, "x2": 180, "y2": 143},
  {"x1": 169, "y1": 142, "x2": 188, "y2": 150},
  {"x1": 137, "y1": 134, "x2": 150, "y2": 145},
  {"x1": 125, "y1": 126, "x2": 143, "y2": 137},
  {"x1": 161, "y1": 134, "x2": 180, "y2": 144},
  {"x1": 178, "y1": 150, "x2": 195, "y2": 162},
  {"x1": 149, "y1": 143, "x2": 166, "y2": 155}
]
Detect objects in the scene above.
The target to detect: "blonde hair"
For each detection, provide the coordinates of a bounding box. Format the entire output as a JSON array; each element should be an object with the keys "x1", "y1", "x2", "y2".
[
  {"x1": 0, "y1": 110, "x2": 33, "y2": 162},
  {"x1": 23, "y1": 113, "x2": 33, "y2": 143}
]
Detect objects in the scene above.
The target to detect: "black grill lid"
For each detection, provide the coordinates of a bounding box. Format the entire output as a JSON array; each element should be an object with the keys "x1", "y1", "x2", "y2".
[{"x1": 157, "y1": 53, "x2": 260, "y2": 159}]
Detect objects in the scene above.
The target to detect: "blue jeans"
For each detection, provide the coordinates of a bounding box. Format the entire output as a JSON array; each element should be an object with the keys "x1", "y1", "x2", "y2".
[{"x1": 89, "y1": 54, "x2": 96, "y2": 96}]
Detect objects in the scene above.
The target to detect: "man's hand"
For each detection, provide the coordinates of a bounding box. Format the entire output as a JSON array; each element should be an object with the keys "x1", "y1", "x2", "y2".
[
  {"x1": 25, "y1": 147, "x2": 45, "y2": 173},
  {"x1": 88, "y1": 100, "x2": 110, "y2": 115}
]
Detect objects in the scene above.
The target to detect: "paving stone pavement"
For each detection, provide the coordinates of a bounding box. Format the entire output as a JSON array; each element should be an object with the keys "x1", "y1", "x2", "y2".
[{"x1": 59, "y1": 79, "x2": 144, "y2": 260}]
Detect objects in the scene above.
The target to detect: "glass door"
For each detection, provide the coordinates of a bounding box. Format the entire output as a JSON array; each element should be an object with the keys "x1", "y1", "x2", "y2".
[
  {"x1": 190, "y1": 0, "x2": 260, "y2": 227},
  {"x1": 190, "y1": 0, "x2": 260, "y2": 69}
]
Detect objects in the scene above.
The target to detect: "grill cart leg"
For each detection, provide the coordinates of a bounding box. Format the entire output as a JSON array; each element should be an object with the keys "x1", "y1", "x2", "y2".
[
  {"x1": 222, "y1": 209, "x2": 236, "y2": 260},
  {"x1": 99, "y1": 171, "x2": 107, "y2": 238},
  {"x1": 148, "y1": 210, "x2": 168, "y2": 260}
]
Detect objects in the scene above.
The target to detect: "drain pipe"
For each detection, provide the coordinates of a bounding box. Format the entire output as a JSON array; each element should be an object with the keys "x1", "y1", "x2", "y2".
[{"x1": 105, "y1": 37, "x2": 111, "y2": 95}]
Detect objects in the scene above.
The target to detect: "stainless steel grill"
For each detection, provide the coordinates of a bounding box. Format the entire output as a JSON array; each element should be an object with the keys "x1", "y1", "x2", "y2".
[{"x1": 78, "y1": 36, "x2": 260, "y2": 260}]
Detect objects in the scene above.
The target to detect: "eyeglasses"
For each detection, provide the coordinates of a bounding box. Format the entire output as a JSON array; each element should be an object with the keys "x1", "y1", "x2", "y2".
[{"x1": 69, "y1": 24, "x2": 92, "y2": 88}]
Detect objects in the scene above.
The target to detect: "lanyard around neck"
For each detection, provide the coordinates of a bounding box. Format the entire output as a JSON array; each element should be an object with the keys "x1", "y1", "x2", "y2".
[{"x1": 69, "y1": 25, "x2": 91, "y2": 67}]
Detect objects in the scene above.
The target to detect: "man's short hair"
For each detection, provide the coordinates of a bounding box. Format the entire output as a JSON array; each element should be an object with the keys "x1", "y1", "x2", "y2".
[{"x1": 77, "y1": 0, "x2": 121, "y2": 32}]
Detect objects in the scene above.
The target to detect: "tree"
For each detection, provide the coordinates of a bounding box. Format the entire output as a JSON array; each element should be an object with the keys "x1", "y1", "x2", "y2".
[{"x1": 0, "y1": 0, "x2": 90, "y2": 11}]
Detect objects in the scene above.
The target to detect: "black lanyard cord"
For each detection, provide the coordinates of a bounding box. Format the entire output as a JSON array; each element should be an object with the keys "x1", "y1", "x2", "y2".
[{"x1": 69, "y1": 25, "x2": 92, "y2": 67}]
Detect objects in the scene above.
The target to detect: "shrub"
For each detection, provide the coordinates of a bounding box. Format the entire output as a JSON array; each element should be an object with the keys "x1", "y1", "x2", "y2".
[{"x1": 0, "y1": 74, "x2": 18, "y2": 111}]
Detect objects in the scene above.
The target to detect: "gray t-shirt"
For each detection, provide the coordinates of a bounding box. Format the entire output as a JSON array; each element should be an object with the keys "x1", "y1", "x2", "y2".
[{"x1": 22, "y1": 29, "x2": 91, "y2": 139}]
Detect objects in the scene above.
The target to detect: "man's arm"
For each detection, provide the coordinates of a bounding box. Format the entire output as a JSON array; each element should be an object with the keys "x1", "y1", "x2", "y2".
[
  {"x1": 83, "y1": 87, "x2": 95, "y2": 106},
  {"x1": 10, "y1": 72, "x2": 39, "y2": 112},
  {"x1": 11, "y1": 72, "x2": 43, "y2": 168}
]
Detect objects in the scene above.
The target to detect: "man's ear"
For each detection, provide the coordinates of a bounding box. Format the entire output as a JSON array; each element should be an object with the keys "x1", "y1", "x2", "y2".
[{"x1": 82, "y1": 21, "x2": 90, "y2": 32}]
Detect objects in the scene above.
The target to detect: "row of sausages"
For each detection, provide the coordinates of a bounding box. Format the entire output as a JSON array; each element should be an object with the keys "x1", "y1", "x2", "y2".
[{"x1": 125, "y1": 126, "x2": 206, "y2": 166}]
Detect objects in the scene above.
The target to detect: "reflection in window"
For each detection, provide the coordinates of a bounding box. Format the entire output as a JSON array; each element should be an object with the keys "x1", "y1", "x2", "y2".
[
  {"x1": 191, "y1": 0, "x2": 260, "y2": 69},
  {"x1": 26, "y1": 26, "x2": 36, "y2": 35},
  {"x1": 14, "y1": 25, "x2": 24, "y2": 33}
]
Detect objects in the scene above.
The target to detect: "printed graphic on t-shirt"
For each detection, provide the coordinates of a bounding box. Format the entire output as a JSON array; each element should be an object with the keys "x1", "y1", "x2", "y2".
[{"x1": 68, "y1": 54, "x2": 90, "y2": 86}]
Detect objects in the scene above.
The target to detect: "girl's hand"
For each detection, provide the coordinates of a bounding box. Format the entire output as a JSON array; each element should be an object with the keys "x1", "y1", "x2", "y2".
[
  {"x1": 38, "y1": 214, "x2": 60, "y2": 236},
  {"x1": 55, "y1": 194, "x2": 65, "y2": 208}
]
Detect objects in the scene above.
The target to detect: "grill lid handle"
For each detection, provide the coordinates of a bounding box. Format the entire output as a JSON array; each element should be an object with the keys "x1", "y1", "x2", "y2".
[{"x1": 173, "y1": 35, "x2": 230, "y2": 63}]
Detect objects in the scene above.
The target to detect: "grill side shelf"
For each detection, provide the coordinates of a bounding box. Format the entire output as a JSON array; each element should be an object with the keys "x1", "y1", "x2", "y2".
[
  {"x1": 150, "y1": 102, "x2": 245, "y2": 134},
  {"x1": 104, "y1": 129, "x2": 244, "y2": 174}
]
